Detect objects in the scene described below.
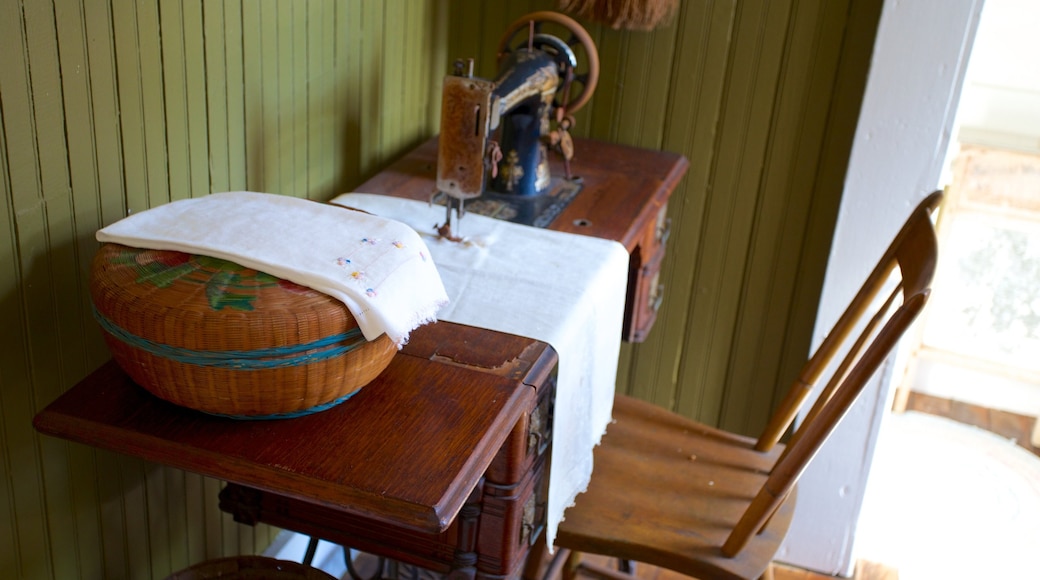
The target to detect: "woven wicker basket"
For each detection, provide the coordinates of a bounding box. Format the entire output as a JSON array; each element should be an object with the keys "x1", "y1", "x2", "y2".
[
  {"x1": 90, "y1": 243, "x2": 396, "y2": 419},
  {"x1": 167, "y1": 556, "x2": 336, "y2": 579}
]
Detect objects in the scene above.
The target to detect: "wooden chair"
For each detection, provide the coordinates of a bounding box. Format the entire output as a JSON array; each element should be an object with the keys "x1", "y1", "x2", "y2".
[{"x1": 539, "y1": 191, "x2": 943, "y2": 580}]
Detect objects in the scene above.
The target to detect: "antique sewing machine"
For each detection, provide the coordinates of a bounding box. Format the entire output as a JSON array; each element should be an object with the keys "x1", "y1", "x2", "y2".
[{"x1": 435, "y1": 11, "x2": 600, "y2": 237}]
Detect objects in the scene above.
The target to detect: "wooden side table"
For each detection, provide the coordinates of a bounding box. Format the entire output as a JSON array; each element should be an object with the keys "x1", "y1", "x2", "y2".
[
  {"x1": 34, "y1": 322, "x2": 558, "y2": 579},
  {"x1": 354, "y1": 138, "x2": 689, "y2": 342}
]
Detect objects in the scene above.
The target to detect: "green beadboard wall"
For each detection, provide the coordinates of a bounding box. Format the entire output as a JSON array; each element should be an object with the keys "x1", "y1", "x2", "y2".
[
  {"x1": 1, "y1": 1, "x2": 448, "y2": 578},
  {"x1": 0, "y1": 0, "x2": 880, "y2": 578}
]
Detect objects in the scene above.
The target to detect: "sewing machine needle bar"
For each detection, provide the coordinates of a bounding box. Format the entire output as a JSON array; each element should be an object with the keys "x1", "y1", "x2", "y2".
[{"x1": 445, "y1": 196, "x2": 464, "y2": 238}]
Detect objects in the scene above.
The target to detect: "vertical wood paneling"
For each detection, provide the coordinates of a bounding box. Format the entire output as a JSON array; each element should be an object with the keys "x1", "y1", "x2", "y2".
[
  {"x1": 205, "y1": 0, "x2": 232, "y2": 194},
  {"x1": 242, "y1": 0, "x2": 264, "y2": 191},
  {"x1": 202, "y1": 475, "x2": 223, "y2": 559},
  {"x1": 720, "y1": 0, "x2": 851, "y2": 434},
  {"x1": 383, "y1": 0, "x2": 405, "y2": 158},
  {"x1": 111, "y1": 0, "x2": 149, "y2": 214},
  {"x1": 130, "y1": 460, "x2": 158, "y2": 578},
  {"x1": 777, "y1": 0, "x2": 883, "y2": 430},
  {"x1": 2, "y1": 1, "x2": 444, "y2": 577},
  {"x1": 335, "y1": 1, "x2": 363, "y2": 191},
  {"x1": 402, "y1": 1, "x2": 422, "y2": 148},
  {"x1": 139, "y1": 1, "x2": 172, "y2": 208},
  {"x1": 426, "y1": 0, "x2": 450, "y2": 151},
  {"x1": 224, "y1": 1, "x2": 247, "y2": 192},
  {"x1": 264, "y1": 1, "x2": 285, "y2": 192},
  {"x1": 37, "y1": 4, "x2": 100, "y2": 579},
  {"x1": 290, "y1": 1, "x2": 307, "y2": 197},
  {"x1": 276, "y1": 1, "x2": 295, "y2": 195},
  {"x1": 0, "y1": 86, "x2": 16, "y2": 566},
  {"x1": 81, "y1": 0, "x2": 124, "y2": 367},
  {"x1": 97, "y1": 450, "x2": 130, "y2": 579},
  {"x1": 673, "y1": 0, "x2": 794, "y2": 424},
  {"x1": 183, "y1": 1, "x2": 211, "y2": 200},
  {"x1": 165, "y1": 470, "x2": 189, "y2": 574},
  {"x1": 0, "y1": 112, "x2": 25, "y2": 574},
  {"x1": 22, "y1": 0, "x2": 78, "y2": 406},
  {"x1": 0, "y1": 5, "x2": 50, "y2": 577},
  {"x1": 359, "y1": 1, "x2": 385, "y2": 178},
  {"x1": 614, "y1": 26, "x2": 680, "y2": 149},
  {"x1": 160, "y1": 1, "x2": 190, "y2": 203},
  {"x1": 306, "y1": 0, "x2": 334, "y2": 200},
  {"x1": 626, "y1": 0, "x2": 738, "y2": 409},
  {"x1": 447, "y1": 0, "x2": 482, "y2": 76},
  {"x1": 19, "y1": 3, "x2": 73, "y2": 576},
  {"x1": 582, "y1": 22, "x2": 623, "y2": 140}
]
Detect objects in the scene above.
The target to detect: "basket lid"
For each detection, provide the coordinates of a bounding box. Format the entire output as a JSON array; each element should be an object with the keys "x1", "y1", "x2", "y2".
[{"x1": 91, "y1": 243, "x2": 358, "y2": 352}]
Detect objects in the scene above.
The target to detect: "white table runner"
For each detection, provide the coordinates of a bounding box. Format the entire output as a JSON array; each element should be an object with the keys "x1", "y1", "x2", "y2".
[{"x1": 332, "y1": 193, "x2": 628, "y2": 550}]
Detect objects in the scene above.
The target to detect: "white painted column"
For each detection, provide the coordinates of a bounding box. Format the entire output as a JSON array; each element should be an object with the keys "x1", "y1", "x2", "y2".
[{"x1": 775, "y1": 0, "x2": 983, "y2": 575}]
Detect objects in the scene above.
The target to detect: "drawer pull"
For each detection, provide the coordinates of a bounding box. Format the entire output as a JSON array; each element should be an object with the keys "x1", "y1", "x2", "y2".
[
  {"x1": 656, "y1": 216, "x2": 672, "y2": 244},
  {"x1": 649, "y1": 282, "x2": 665, "y2": 313},
  {"x1": 528, "y1": 405, "x2": 545, "y2": 456},
  {"x1": 521, "y1": 493, "x2": 536, "y2": 546}
]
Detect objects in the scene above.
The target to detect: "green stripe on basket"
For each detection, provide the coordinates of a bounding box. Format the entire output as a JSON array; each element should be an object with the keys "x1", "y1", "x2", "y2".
[{"x1": 92, "y1": 306, "x2": 367, "y2": 370}]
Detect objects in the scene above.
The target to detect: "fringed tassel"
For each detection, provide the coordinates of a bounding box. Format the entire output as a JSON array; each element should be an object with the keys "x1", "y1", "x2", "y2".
[{"x1": 557, "y1": 0, "x2": 678, "y2": 30}]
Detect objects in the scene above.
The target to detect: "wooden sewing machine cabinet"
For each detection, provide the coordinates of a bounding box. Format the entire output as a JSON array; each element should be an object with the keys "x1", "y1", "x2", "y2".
[
  {"x1": 218, "y1": 323, "x2": 558, "y2": 579},
  {"x1": 35, "y1": 322, "x2": 558, "y2": 580}
]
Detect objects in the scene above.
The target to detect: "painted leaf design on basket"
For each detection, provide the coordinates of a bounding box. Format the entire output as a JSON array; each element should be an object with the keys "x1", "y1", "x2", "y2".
[
  {"x1": 111, "y1": 249, "x2": 196, "y2": 288},
  {"x1": 107, "y1": 246, "x2": 292, "y2": 312},
  {"x1": 205, "y1": 270, "x2": 257, "y2": 311}
]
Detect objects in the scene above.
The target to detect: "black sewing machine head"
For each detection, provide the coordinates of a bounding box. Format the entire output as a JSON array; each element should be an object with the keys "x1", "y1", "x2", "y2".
[{"x1": 436, "y1": 12, "x2": 599, "y2": 233}]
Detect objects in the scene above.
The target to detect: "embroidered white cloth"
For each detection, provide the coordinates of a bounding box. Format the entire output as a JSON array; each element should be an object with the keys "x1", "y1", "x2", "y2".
[
  {"x1": 331, "y1": 193, "x2": 628, "y2": 551},
  {"x1": 96, "y1": 191, "x2": 448, "y2": 346}
]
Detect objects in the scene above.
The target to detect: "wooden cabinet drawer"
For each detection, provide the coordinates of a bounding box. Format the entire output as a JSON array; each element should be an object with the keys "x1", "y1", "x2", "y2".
[
  {"x1": 622, "y1": 201, "x2": 670, "y2": 342},
  {"x1": 476, "y1": 456, "x2": 547, "y2": 577},
  {"x1": 220, "y1": 456, "x2": 547, "y2": 579},
  {"x1": 485, "y1": 372, "x2": 554, "y2": 485},
  {"x1": 220, "y1": 483, "x2": 458, "y2": 571},
  {"x1": 641, "y1": 201, "x2": 672, "y2": 261},
  {"x1": 626, "y1": 246, "x2": 667, "y2": 343}
]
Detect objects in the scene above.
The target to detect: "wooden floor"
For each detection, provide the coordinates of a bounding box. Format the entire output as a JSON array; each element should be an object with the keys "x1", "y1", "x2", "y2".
[
  {"x1": 574, "y1": 554, "x2": 900, "y2": 580},
  {"x1": 346, "y1": 551, "x2": 899, "y2": 580}
]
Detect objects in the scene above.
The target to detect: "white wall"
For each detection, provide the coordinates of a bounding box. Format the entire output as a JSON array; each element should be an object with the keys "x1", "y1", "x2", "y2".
[{"x1": 775, "y1": 0, "x2": 984, "y2": 575}]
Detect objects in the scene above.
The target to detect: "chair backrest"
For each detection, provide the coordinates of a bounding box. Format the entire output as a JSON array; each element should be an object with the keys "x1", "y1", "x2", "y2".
[{"x1": 721, "y1": 191, "x2": 942, "y2": 557}]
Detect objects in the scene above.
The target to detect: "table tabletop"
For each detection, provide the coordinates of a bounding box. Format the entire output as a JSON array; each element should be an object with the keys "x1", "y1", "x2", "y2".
[{"x1": 33, "y1": 322, "x2": 554, "y2": 534}]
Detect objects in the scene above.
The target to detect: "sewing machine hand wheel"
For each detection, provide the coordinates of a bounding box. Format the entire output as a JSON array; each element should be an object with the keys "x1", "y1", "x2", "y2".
[{"x1": 497, "y1": 11, "x2": 600, "y2": 115}]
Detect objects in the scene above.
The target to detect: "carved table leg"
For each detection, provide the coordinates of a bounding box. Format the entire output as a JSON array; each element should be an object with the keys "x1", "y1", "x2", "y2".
[{"x1": 446, "y1": 481, "x2": 484, "y2": 580}]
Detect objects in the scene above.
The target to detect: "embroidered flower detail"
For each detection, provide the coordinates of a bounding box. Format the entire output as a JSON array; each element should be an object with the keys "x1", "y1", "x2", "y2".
[
  {"x1": 419, "y1": 251, "x2": 428, "y2": 262},
  {"x1": 349, "y1": 270, "x2": 365, "y2": 281},
  {"x1": 360, "y1": 237, "x2": 378, "y2": 245},
  {"x1": 392, "y1": 240, "x2": 405, "y2": 249},
  {"x1": 335, "y1": 257, "x2": 352, "y2": 267},
  {"x1": 365, "y1": 288, "x2": 377, "y2": 297}
]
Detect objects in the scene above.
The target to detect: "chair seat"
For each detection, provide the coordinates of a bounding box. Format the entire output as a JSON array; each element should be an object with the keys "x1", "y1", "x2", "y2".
[{"x1": 556, "y1": 394, "x2": 796, "y2": 580}]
